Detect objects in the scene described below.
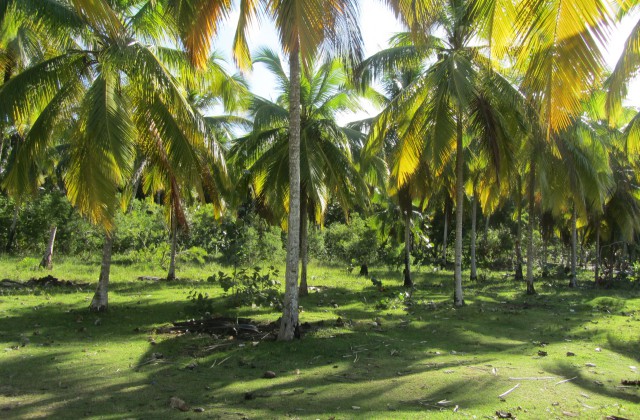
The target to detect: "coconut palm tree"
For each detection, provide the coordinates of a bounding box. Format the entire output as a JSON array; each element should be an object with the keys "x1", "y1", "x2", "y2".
[
  {"x1": 357, "y1": 0, "x2": 523, "y2": 305},
  {"x1": 539, "y1": 116, "x2": 614, "y2": 287},
  {"x1": 231, "y1": 48, "x2": 367, "y2": 295},
  {"x1": 172, "y1": 0, "x2": 443, "y2": 340},
  {"x1": 0, "y1": 0, "x2": 232, "y2": 310}
]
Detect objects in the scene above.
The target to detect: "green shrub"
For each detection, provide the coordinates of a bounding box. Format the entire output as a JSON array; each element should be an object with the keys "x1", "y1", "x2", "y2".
[
  {"x1": 323, "y1": 213, "x2": 379, "y2": 266},
  {"x1": 208, "y1": 266, "x2": 281, "y2": 308}
]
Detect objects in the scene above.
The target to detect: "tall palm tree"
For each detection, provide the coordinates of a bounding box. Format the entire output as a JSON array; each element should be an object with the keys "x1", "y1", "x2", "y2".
[
  {"x1": 357, "y1": 59, "x2": 433, "y2": 287},
  {"x1": 539, "y1": 115, "x2": 613, "y2": 287},
  {"x1": 358, "y1": 1, "x2": 522, "y2": 306},
  {"x1": 0, "y1": 0, "x2": 230, "y2": 310},
  {"x1": 172, "y1": 0, "x2": 440, "y2": 340},
  {"x1": 232, "y1": 48, "x2": 367, "y2": 296}
]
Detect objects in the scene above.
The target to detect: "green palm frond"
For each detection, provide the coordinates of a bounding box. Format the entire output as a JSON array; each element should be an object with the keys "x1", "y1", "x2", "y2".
[
  {"x1": 65, "y1": 73, "x2": 136, "y2": 229},
  {"x1": 624, "y1": 110, "x2": 640, "y2": 155},
  {"x1": 253, "y1": 47, "x2": 290, "y2": 95},
  {"x1": 127, "y1": 0, "x2": 176, "y2": 43},
  {"x1": 3, "y1": 76, "x2": 84, "y2": 195},
  {"x1": 607, "y1": 17, "x2": 640, "y2": 123},
  {"x1": 69, "y1": 0, "x2": 126, "y2": 40},
  {"x1": 0, "y1": 52, "x2": 89, "y2": 127},
  {"x1": 232, "y1": 0, "x2": 261, "y2": 70}
]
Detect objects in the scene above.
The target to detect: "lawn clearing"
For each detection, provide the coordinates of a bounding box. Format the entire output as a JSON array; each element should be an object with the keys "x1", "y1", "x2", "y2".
[{"x1": 0, "y1": 258, "x2": 638, "y2": 419}]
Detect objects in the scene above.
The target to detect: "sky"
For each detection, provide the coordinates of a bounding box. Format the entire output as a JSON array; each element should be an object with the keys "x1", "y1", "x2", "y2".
[{"x1": 212, "y1": 3, "x2": 639, "y2": 117}]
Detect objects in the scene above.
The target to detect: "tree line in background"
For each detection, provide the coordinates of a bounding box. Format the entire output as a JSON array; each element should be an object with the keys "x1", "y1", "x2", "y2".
[
  {"x1": 4, "y1": 192, "x2": 638, "y2": 284},
  {"x1": 1, "y1": 0, "x2": 640, "y2": 340}
]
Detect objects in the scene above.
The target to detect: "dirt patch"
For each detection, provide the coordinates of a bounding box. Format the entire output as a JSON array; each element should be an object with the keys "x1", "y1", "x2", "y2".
[
  {"x1": 158, "y1": 317, "x2": 327, "y2": 341},
  {"x1": 0, "y1": 275, "x2": 89, "y2": 289}
]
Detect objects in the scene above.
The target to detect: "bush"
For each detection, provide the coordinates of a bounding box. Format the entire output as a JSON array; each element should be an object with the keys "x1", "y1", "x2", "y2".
[
  {"x1": 113, "y1": 198, "x2": 166, "y2": 254},
  {"x1": 323, "y1": 213, "x2": 379, "y2": 266},
  {"x1": 208, "y1": 266, "x2": 281, "y2": 308},
  {"x1": 0, "y1": 192, "x2": 101, "y2": 256}
]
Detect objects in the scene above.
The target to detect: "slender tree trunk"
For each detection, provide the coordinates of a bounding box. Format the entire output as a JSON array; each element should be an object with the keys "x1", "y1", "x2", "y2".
[
  {"x1": 299, "y1": 200, "x2": 309, "y2": 297},
  {"x1": 167, "y1": 210, "x2": 177, "y2": 281},
  {"x1": 90, "y1": 232, "x2": 114, "y2": 312},
  {"x1": 39, "y1": 226, "x2": 57, "y2": 269},
  {"x1": 526, "y1": 163, "x2": 536, "y2": 295},
  {"x1": 514, "y1": 178, "x2": 524, "y2": 281},
  {"x1": 470, "y1": 191, "x2": 477, "y2": 281},
  {"x1": 484, "y1": 213, "x2": 490, "y2": 242},
  {"x1": 569, "y1": 205, "x2": 578, "y2": 287},
  {"x1": 595, "y1": 223, "x2": 600, "y2": 285},
  {"x1": 5, "y1": 204, "x2": 19, "y2": 252},
  {"x1": 279, "y1": 46, "x2": 301, "y2": 341},
  {"x1": 453, "y1": 113, "x2": 465, "y2": 306},
  {"x1": 88, "y1": 158, "x2": 146, "y2": 311},
  {"x1": 404, "y1": 211, "x2": 413, "y2": 287},
  {"x1": 542, "y1": 237, "x2": 548, "y2": 277},
  {"x1": 442, "y1": 201, "x2": 449, "y2": 266},
  {"x1": 0, "y1": 137, "x2": 4, "y2": 172}
]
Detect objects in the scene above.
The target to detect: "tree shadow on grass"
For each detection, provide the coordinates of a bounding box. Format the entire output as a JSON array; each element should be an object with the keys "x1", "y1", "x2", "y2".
[{"x1": 543, "y1": 361, "x2": 640, "y2": 404}]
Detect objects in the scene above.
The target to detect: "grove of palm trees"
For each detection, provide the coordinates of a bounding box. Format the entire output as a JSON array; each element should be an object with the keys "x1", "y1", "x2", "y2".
[{"x1": 1, "y1": 0, "x2": 639, "y2": 418}]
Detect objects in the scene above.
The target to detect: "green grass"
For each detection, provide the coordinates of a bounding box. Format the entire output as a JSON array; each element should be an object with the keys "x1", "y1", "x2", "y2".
[{"x1": 1, "y1": 256, "x2": 639, "y2": 419}]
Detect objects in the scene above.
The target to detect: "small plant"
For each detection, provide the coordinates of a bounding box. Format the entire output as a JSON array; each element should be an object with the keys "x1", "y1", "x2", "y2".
[
  {"x1": 16, "y1": 257, "x2": 40, "y2": 271},
  {"x1": 208, "y1": 266, "x2": 282, "y2": 308},
  {"x1": 186, "y1": 289, "x2": 215, "y2": 315},
  {"x1": 177, "y1": 246, "x2": 209, "y2": 265}
]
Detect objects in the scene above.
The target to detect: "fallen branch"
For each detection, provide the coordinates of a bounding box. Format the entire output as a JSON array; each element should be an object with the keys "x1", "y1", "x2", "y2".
[
  {"x1": 210, "y1": 356, "x2": 231, "y2": 368},
  {"x1": 555, "y1": 376, "x2": 577, "y2": 385},
  {"x1": 244, "y1": 389, "x2": 304, "y2": 399},
  {"x1": 509, "y1": 376, "x2": 557, "y2": 380},
  {"x1": 498, "y1": 383, "x2": 520, "y2": 399}
]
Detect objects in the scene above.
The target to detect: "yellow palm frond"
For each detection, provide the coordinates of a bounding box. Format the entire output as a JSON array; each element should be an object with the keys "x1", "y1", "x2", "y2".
[
  {"x1": 168, "y1": 0, "x2": 232, "y2": 68},
  {"x1": 517, "y1": 0, "x2": 615, "y2": 136}
]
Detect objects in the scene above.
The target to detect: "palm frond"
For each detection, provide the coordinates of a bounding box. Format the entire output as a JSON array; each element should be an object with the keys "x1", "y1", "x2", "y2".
[
  {"x1": 606, "y1": 16, "x2": 640, "y2": 123},
  {"x1": 167, "y1": 0, "x2": 232, "y2": 68},
  {"x1": 65, "y1": 73, "x2": 136, "y2": 229}
]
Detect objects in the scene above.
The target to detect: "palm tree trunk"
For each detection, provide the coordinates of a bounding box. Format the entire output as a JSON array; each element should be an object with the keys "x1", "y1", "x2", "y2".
[
  {"x1": 88, "y1": 158, "x2": 145, "y2": 311},
  {"x1": 5, "y1": 203, "x2": 19, "y2": 252},
  {"x1": 39, "y1": 226, "x2": 57, "y2": 269},
  {"x1": 542, "y1": 237, "x2": 548, "y2": 277},
  {"x1": 299, "y1": 200, "x2": 309, "y2": 297},
  {"x1": 470, "y1": 191, "x2": 477, "y2": 281},
  {"x1": 514, "y1": 177, "x2": 524, "y2": 281},
  {"x1": 442, "y1": 201, "x2": 449, "y2": 266},
  {"x1": 279, "y1": 45, "x2": 301, "y2": 341},
  {"x1": 526, "y1": 163, "x2": 536, "y2": 294},
  {"x1": 90, "y1": 232, "x2": 114, "y2": 312},
  {"x1": 404, "y1": 211, "x2": 413, "y2": 287},
  {"x1": 453, "y1": 112, "x2": 465, "y2": 306},
  {"x1": 595, "y1": 223, "x2": 600, "y2": 285},
  {"x1": 569, "y1": 205, "x2": 578, "y2": 287},
  {"x1": 167, "y1": 210, "x2": 177, "y2": 281}
]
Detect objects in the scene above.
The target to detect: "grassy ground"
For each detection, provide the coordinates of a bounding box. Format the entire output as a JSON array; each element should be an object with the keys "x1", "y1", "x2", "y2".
[{"x1": 0, "y1": 256, "x2": 639, "y2": 419}]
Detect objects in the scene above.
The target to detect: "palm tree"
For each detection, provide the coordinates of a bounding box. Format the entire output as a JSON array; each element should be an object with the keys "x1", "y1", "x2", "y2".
[
  {"x1": 0, "y1": 0, "x2": 230, "y2": 310},
  {"x1": 232, "y1": 48, "x2": 367, "y2": 296},
  {"x1": 357, "y1": 59, "x2": 433, "y2": 287},
  {"x1": 173, "y1": 0, "x2": 444, "y2": 340},
  {"x1": 539, "y1": 116, "x2": 613, "y2": 287},
  {"x1": 358, "y1": 1, "x2": 522, "y2": 306}
]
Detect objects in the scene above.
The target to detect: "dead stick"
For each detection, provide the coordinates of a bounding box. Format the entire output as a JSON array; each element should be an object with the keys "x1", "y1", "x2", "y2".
[
  {"x1": 509, "y1": 377, "x2": 557, "y2": 380},
  {"x1": 555, "y1": 376, "x2": 577, "y2": 385},
  {"x1": 498, "y1": 383, "x2": 520, "y2": 399}
]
